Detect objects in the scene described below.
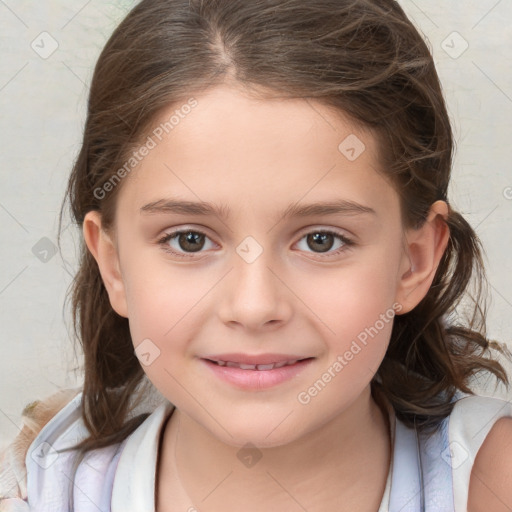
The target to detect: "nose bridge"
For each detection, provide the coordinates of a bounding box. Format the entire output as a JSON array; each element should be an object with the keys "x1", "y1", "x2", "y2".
[{"x1": 218, "y1": 234, "x2": 292, "y2": 328}]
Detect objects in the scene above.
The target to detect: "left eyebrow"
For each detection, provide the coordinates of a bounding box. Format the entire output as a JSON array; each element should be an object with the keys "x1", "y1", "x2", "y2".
[
  {"x1": 279, "y1": 199, "x2": 376, "y2": 220},
  {"x1": 140, "y1": 198, "x2": 376, "y2": 221}
]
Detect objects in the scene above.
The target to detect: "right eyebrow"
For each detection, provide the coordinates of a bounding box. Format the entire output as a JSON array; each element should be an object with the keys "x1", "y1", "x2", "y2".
[{"x1": 140, "y1": 198, "x2": 231, "y2": 219}]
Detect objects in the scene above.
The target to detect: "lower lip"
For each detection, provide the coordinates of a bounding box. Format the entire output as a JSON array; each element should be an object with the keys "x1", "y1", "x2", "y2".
[{"x1": 201, "y1": 358, "x2": 315, "y2": 390}]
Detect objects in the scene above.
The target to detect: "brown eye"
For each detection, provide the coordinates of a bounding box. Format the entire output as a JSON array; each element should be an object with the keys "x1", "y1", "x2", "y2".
[
  {"x1": 306, "y1": 232, "x2": 335, "y2": 253},
  {"x1": 158, "y1": 229, "x2": 214, "y2": 257},
  {"x1": 296, "y1": 229, "x2": 353, "y2": 257},
  {"x1": 176, "y1": 231, "x2": 205, "y2": 252}
]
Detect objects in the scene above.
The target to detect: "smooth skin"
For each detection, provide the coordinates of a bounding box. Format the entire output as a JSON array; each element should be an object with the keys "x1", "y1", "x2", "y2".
[{"x1": 82, "y1": 84, "x2": 469, "y2": 511}]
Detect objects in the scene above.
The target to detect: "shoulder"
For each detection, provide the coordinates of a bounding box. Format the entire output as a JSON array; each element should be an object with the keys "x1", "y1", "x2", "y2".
[
  {"x1": 0, "y1": 388, "x2": 81, "y2": 502},
  {"x1": 25, "y1": 388, "x2": 171, "y2": 512},
  {"x1": 24, "y1": 390, "x2": 125, "y2": 512},
  {"x1": 446, "y1": 393, "x2": 512, "y2": 512},
  {"x1": 468, "y1": 415, "x2": 512, "y2": 512}
]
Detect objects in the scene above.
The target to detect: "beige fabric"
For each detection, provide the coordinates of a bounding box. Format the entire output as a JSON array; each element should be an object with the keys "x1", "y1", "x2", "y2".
[
  {"x1": 0, "y1": 378, "x2": 167, "y2": 511},
  {"x1": 0, "y1": 388, "x2": 81, "y2": 509}
]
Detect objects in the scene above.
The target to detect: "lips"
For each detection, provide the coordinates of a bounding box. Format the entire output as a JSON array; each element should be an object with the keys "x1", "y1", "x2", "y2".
[{"x1": 201, "y1": 356, "x2": 315, "y2": 389}]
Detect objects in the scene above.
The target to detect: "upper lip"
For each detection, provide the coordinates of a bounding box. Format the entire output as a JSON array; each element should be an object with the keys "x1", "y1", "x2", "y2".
[{"x1": 202, "y1": 353, "x2": 313, "y2": 365}]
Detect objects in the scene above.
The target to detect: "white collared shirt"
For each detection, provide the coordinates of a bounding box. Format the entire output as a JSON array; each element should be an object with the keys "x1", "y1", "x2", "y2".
[{"x1": 3, "y1": 390, "x2": 511, "y2": 511}]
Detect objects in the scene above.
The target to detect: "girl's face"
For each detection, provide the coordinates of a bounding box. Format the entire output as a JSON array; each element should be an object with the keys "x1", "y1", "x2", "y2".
[{"x1": 86, "y1": 84, "x2": 433, "y2": 447}]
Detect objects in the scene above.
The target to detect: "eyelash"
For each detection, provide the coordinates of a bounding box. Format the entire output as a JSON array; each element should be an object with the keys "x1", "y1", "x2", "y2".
[{"x1": 157, "y1": 228, "x2": 354, "y2": 259}]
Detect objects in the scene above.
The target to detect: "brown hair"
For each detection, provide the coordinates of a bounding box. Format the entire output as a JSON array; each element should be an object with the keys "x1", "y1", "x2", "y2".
[{"x1": 57, "y1": 0, "x2": 510, "y2": 505}]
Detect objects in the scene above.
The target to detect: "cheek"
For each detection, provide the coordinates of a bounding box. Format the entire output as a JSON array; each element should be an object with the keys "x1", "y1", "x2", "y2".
[
  {"x1": 123, "y1": 263, "x2": 214, "y2": 379},
  {"x1": 123, "y1": 255, "x2": 201, "y2": 335},
  {"x1": 295, "y1": 274, "x2": 396, "y2": 414},
  {"x1": 327, "y1": 290, "x2": 393, "y2": 383},
  {"x1": 305, "y1": 257, "x2": 399, "y2": 333},
  {"x1": 298, "y1": 251, "x2": 400, "y2": 372},
  {"x1": 124, "y1": 272, "x2": 197, "y2": 398}
]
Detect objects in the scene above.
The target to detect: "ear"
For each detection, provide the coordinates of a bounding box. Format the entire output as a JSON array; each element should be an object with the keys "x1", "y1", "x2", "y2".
[
  {"x1": 395, "y1": 200, "x2": 450, "y2": 314},
  {"x1": 82, "y1": 211, "x2": 129, "y2": 318}
]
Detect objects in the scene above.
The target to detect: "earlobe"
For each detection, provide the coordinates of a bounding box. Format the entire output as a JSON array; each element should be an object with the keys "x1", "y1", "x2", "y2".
[
  {"x1": 82, "y1": 211, "x2": 129, "y2": 318},
  {"x1": 395, "y1": 200, "x2": 450, "y2": 314}
]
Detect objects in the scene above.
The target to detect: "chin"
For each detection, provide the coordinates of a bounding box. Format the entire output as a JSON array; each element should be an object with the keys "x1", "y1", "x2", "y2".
[{"x1": 210, "y1": 420, "x2": 303, "y2": 449}]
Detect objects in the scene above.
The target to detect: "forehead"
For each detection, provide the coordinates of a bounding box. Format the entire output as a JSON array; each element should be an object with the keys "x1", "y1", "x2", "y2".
[{"x1": 117, "y1": 84, "x2": 398, "y2": 220}]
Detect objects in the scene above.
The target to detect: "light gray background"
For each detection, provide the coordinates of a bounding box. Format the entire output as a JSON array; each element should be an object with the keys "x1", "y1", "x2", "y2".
[{"x1": 1, "y1": 1, "x2": 511, "y2": 448}]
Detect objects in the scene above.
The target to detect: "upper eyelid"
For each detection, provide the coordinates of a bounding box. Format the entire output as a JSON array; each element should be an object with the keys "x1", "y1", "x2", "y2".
[{"x1": 160, "y1": 224, "x2": 353, "y2": 240}]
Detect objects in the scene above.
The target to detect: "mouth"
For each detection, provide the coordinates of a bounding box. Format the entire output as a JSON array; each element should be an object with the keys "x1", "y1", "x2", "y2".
[
  {"x1": 200, "y1": 356, "x2": 316, "y2": 390},
  {"x1": 204, "y1": 358, "x2": 314, "y2": 371}
]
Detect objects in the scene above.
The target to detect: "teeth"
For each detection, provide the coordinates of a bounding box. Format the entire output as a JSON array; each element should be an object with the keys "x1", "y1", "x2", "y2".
[
  {"x1": 256, "y1": 364, "x2": 275, "y2": 370},
  {"x1": 213, "y1": 359, "x2": 302, "y2": 370},
  {"x1": 239, "y1": 363, "x2": 257, "y2": 370}
]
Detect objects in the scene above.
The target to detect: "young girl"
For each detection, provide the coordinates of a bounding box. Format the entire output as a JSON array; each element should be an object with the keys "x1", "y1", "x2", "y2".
[{"x1": 1, "y1": 0, "x2": 512, "y2": 510}]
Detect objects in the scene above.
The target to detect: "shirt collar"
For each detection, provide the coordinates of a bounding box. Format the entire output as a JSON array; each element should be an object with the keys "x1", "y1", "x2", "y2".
[{"x1": 111, "y1": 401, "x2": 175, "y2": 512}]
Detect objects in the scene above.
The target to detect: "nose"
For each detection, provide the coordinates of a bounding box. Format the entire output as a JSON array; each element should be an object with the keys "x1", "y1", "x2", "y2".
[{"x1": 217, "y1": 244, "x2": 293, "y2": 331}]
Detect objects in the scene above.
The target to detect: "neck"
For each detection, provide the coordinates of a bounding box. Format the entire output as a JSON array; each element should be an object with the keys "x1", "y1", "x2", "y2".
[{"x1": 158, "y1": 386, "x2": 391, "y2": 512}]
